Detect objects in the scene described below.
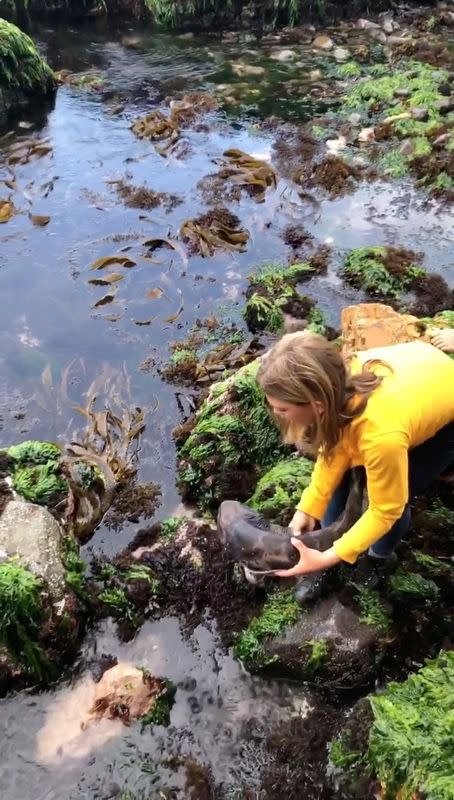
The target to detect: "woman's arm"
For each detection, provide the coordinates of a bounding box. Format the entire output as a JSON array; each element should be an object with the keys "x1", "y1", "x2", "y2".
[{"x1": 277, "y1": 432, "x2": 409, "y2": 577}]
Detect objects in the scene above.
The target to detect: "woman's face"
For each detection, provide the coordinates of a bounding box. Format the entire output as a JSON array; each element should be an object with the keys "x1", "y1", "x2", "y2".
[{"x1": 265, "y1": 394, "x2": 319, "y2": 427}]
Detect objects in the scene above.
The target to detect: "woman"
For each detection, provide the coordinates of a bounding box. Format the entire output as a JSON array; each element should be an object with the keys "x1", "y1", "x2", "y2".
[{"x1": 256, "y1": 332, "x2": 454, "y2": 580}]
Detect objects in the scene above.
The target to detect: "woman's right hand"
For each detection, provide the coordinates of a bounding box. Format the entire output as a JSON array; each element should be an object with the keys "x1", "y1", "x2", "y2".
[{"x1": 289, "y1": 510, "x2": 317, "y2": 535}]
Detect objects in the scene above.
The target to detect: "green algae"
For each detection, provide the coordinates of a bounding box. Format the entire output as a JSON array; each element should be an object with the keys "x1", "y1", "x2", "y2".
[
  {"x1": 248, "y1": 455, "x2": 313, "y2": 525},
  {"x1": 304, "y1": 638, "x2": 329, "y2": 675},
  {"x1": 0, "y1": 19, "x2": 55, "y2": 122},
  {"x1": 353, "y1": 585, "x2": 391, "y2": 634},
  {"x1": 389, "y1": 568, "x2": 440, "y2": 602},
  {"x1": 177, "y1": 360, "x2": 287, "y2": 509},
  {"x1": 330, "y1": 651, "x2": 454, "y2": 800},
  {"x1": 342, "y1": 246, "x2": 425, "y2": 299},
  {"x1": 234, "y1": 588, "x2": 300, "y2": 668},
  {"x1": 0, "y1": 558, "x2": 50, "y2": 679}
]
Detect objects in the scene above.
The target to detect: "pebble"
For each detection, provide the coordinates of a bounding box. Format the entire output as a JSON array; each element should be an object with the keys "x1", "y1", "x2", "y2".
[
  {"x1": 231, "y1": 62, "x2": 265, "y2": 77},
  {"x1": 326, "y1": 135, "x2": 347, "y2": 153},
  {"x1": 438, "y1": 83, "x2": 452, "y2": 96},
  {"x1": 312, "y1": 34, "x2": 334, "y2": 50},
  {"x1": 369, "y1": 29, "x2": 388, "y2": 44},
  {"x1": 356, "y1": 18, "x2": 381, "y2": 30},
  {"x1": 411, "y1": 107, "x2": 429, "y2": 121},
  {"x1": 435, "y1": 99, "x2": 454, "y2": 115},
  {"x1": 433, "y1": 133, "x2": 451, "y2": 146},
  {"x1": 348, "y1": 112, "x2": 362, "y2": 125},
  {"x1": 394, "y1": 88, "x2": 411, "y2": 98},
  {"x1": 358, "y1": 127, "x2": 375, "y2": 143},
  {"x1": 270, "y1": 48, "x2": 297, "y2": 61},
  {"x1": 399, "y1": 139, "x2": 414, "y2": 156},
  {"x1": 387, "y1": 35, "x2": 413, "y2": 45},
  {"x1": 334, "y1": 47, "x2": 350, "y2": 62},
  {"x1": 310, "y1": 69, "x2": 323, "y2": 81}
]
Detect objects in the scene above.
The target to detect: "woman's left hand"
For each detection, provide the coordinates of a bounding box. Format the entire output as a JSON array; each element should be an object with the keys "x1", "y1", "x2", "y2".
[{"x1": 274, "y1": 540, "x2": 341, "y2": 578}]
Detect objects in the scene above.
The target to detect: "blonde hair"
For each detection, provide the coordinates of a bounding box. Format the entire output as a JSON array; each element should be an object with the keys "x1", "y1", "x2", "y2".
[{"x1": 257, "y1": 331, "x2": 385, "y2": 458}]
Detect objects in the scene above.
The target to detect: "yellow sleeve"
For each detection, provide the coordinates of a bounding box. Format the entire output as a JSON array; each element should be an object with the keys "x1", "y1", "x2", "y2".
[
  {"x1": 333, "y1": 432, "x2": 409, "y2": 564},
  {"x1": 296, "y1": 445, "x2": 350, "y2": 520}
]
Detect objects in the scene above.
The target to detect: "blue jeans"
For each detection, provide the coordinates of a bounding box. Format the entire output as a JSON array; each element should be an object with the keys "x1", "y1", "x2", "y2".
[{"x1": 322, "y1": 421, "x2": 454, "y2": 558}]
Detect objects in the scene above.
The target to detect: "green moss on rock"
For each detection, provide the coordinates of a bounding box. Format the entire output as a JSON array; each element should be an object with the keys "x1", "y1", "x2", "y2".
[
  {"x1": 248, "y1": 455, "x2": 313, "y2": 525},
  {"x1": 234, "y1": 588, "x2": 300, "y2": 668},
  {"x1": 389, "y1": 568, "x2": 440, "y2": 602},
  {"x1": 330, "y1": 651, "x2": 454, "y2": 799},
  {"x1": 0, "y1": 19, "x2": 56, "y2": 124},
  {"x1": 0, "y1": 558, "x2": 50, "y2": 679},
  {"x1": 177, "y1": 359, "x2": 288, "y2": 509},
  {"x1": 342, "y1": 245, "x2": 425, "y2": 300},
  {"x1": 243, "y1": 261, "x2": 323, "y2": 335}
]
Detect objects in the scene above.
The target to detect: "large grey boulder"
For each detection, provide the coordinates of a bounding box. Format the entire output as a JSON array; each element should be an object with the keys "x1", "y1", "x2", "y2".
[{"x1": 0, "y1": 500, "x2": 66, "y2": 600}]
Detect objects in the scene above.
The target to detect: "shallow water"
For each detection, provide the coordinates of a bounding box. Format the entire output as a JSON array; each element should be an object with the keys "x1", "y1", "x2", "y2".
[{"x1": 1, "y1": 18, "x2": 453, "y2": 799}]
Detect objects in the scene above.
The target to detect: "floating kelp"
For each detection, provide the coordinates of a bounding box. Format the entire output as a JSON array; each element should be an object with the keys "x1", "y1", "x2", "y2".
[
  {"x1": 180, "y1": 207, "x2": 249, "y2": 257},
  {"x1": 0, "y1": 199, "x2": 14, "y2": 223},
  {"x1": 216, "y1": 148, "x2": 277, "y2": 203},
  {"x1": 54, "y1": 70, "x2": 106, "y2": 91},
  {"x1": 308, "y1": 155, "x2": 369, "y2": 197},
  {"x1": 6, "y1": 137, "x2": 53, "y2": 166},
  {"x1": 113, "y1": 179, "x2": 181, "y2": 211},
  {"x1": 131, "y1": 92, "x2": 217, "y2": 154}
]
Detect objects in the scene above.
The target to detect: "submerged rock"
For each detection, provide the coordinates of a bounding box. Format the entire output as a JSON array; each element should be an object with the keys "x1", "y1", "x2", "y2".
[
  {"x1": 0, "y1": 19, "x2": 56, "y2": 126},
  {"x1": 0, "y1": 500, "x2": 65, "y2": 601},
  {"x1": 312, "y1": 35, "x2": 334, "y2": 51},
  {"x1": 261, "y1": 596, "x2": 385, "y2": 686}
]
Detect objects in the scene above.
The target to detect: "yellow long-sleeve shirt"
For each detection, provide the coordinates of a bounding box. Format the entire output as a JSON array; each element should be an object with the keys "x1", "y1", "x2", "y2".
[{"x1": 297, "y1": 341, "x2": 454, "y2": 564}]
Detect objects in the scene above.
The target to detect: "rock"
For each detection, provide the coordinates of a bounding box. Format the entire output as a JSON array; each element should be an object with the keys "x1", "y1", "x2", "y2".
[
  {"x1": 356, "y1": 18, "x2": 381, "y2": 31},
  {"x1": 435, "y1": 98, "x2": 454, "y2": 115},
  {"x1": 177, "y1": 32, "x2": 194, "y2": 40},
  {"x1": 0, "y1": 500, "x2": 66, "y2": 601},
  {"x1": 411, "y1": 107, "x2": 429, "y2": 121},
  {"x1": 394, "y1": 88, "x2": 411, "y2": 98},
  {"x1": 0, "y1": 19, "x2": 56, "y2": 127},
  {"x1": 334, "y1": 47, "x2": 351, "y2": 62},
  {"x1": 269, "y1": 48, "x2": 297, "y2": 61},
  {"x1": 310, "y1": 69, "x2": 323, "y2": 81},
  {"x1": 312, "y1": 35, "x2": 334, "y2": 51},
  {"x1": 399, "y1": 138, "x2": 414, "y2": 156},
  {"x1": 262, "y1": 596, "x2": 385, "y2": 686},
  {"x1": 368, "y1": 29, "x2": 388, "y2": 44},
  {"x1": 121, "y1": 36, "x2": 142, "y2": 48},
  {"x1": 438, "y1": 83, "x2": 452, "y2": 96},
  {"x1": 433, "y1": 133, "x2": 451, "y2": 146},
  {"x1": 348, "y1": 112, "x2": 362, "y2": 126},
  {"x1": 231, "y1": 62, "x2": 265, "y2": 77},
  {"x1": 357, "y1": 127, "x2": 375, "y2": 143},
  {"x1": 382, "y1": 20, "x2": 395, "y2": 34},
  {"x1": 326, "y1": 135, "x2": 347, "y2": 153},
  {"x1": 387, "y1": 35, "x2": 413, "y2": 46},
  {"x1": 341, "y1": 303, "x2": 429, "y2": 357}
]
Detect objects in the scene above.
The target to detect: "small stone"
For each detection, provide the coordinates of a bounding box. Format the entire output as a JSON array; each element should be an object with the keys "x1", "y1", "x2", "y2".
[
  {"x1": 121, "y1": 36, "x2": 142, "y2": 49},
  {"x1": 411, "y1": 107, "x2": 429, "y2": 121},
  {"x1": 231, "y1": 62, "x2": 265, "y2": 77},
  {"x1": 433, "y1": 133, "x2": 451, "y2": 146},
  {"x1": 357, "y1": 18, "x2": 381, "y2": 31},
  {"x1": 270, "y1": 48, "x2": 297, "y2": 61},
  {"x1": 394, "y1": 88, "x2": 411, "y2": 98},
  {"x1": 358, "y1": 127, "x2": 375, "y2": 143},
  {"x1": 326, "y1": 135, "x2": 347, "y2": 153},
  {"x1": 399, "y1": 139, "x2": 414, "y2": 156},
  {"x1": 104, "y1": 783, "x2": 121, "y2": 799},
  {"x1": 310, "y1": 69, "x2": 323, "y2": 81},
  {"x1": 334, "y1": 47, "x2": 351, "y2": 62},
  {"x1": 436, "y1": 99, "x2": 454, "y2": 115},
  {"x1": 438, "y1": 83, "x2": 452, "y2": 96},
  {"x1": 313, "y1": 35, "x2": 334, "y2": 51},
  {"x1": 369, "y1": 29, "x2": 388, "y2": 44},
  {"x1": 177, "y1": 32, "x2": 194, "y2": 40},
  {"x1": 352, "y1": 156, "x2": 367, "y2": 167},
  {"x1": 349, "y1": 112, "x2": 362, "y2": 126},
  {"x1": 387, "y1": 35, "x2": 412, "y2": 46},
  {"x1": 382, "y1": 20, "x2": 395, "y2": 34}
]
